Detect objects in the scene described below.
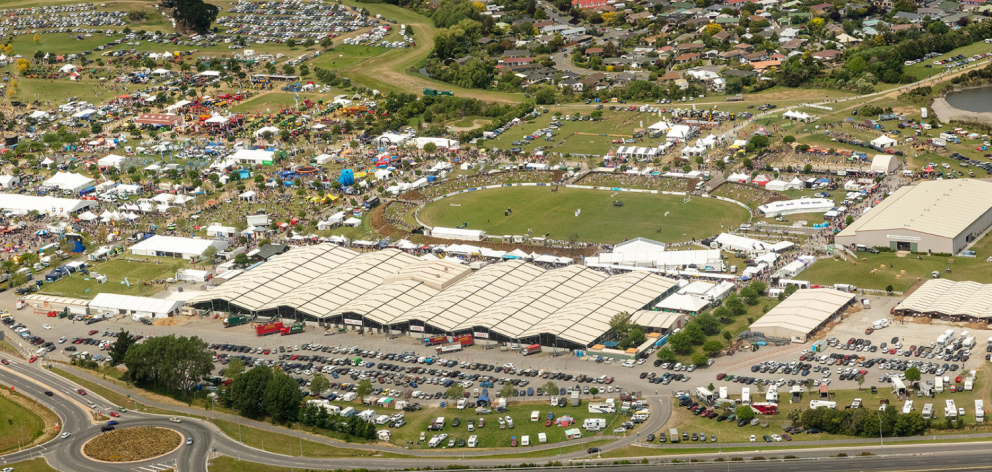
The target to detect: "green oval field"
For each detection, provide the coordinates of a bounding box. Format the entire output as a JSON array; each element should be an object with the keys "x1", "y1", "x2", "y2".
[{"x1": 418, "y1": 187, "x2": 749, "y2": 244}]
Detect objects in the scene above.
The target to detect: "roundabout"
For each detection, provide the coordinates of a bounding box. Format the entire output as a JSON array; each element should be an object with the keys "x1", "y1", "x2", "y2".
[
  {"x1": 418, "y1": 186, "x2": 749, "y2": 244},
  {"x1": 82, "y1": 426, "x2": 182, "y2": 462}
]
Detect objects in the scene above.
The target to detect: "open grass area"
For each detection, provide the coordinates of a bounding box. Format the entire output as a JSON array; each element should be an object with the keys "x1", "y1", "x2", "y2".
[
  {"x1": 904, "y1": 42, "x2": 992, "y2": 81},
  {"x1": 41, "y1": 256, "x2": 187, "y2": 299},
  {"x1": 419, "y1": 187, "x2": 748, "y2": 244},
  {"x1": 0, "y1": 458, "x2": 58, "y2": 472},
  {"x1": 0, "y1": 386, "x2": 58, "y2": 453},
  {"x1": 211, "y1": 418, "x2": 403, "y2": 457},
  {"x1": 800, "y1": 237, "x2": 992, "y2": 292}
]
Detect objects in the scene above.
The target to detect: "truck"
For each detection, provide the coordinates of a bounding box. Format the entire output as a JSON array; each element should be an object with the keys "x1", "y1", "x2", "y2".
[
  {"x1": 935, "y1": 376, "x2": 944, "y2": 393},
  {"x1": 963, "y1": 336, "x2": 976, "y2": 348},
  {"x1": 224, "y1": 315, "x2": 248, "y2": 328},
  {"x1": 281, "y1": 323, "x2": 304, "y2": 336},
  {"x1": 669, "y1": 428, "x2": 680, "y2": 442},
  {"x1": 424, "y1": 336, "x2": 449, "y2": 346},
  {"x1": 255, "y1": 321, "x2": 284, "y2": 337},
  {"x1": 809, "y1": 400, "x2": 837, "y2": 409},
  {"x1": 452, "y1": 334, "x2": 474, "y2": 346},
  {"x1": 523, "y1": 344, "x2": 541, "y2": 356},
  {"x1": 750, "y1": 402, "x2": 779, "y2": 415},
  {"x1": 436, "y1": 343, "x2": 462, "y2": 354}
]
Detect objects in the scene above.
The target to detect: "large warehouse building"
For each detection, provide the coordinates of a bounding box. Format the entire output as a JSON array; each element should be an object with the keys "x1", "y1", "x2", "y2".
[
  {"x1": 895, "y1": 279, "x2": 992, "y2": 322},
  {"x1": 836, "y1": 179, "x2": 992, "y2": 254},
  {"x1": 190, "y1": 244, "x2": 680, "y2": 348},
  {"x1": 748, "y1": 288, "x2": 855, "y2": 342}
]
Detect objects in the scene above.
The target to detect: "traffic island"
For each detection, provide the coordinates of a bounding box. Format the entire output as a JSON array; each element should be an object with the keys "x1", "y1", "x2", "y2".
[{"x1": 82, "y1": 427, "x2": 182, "y2": 462}]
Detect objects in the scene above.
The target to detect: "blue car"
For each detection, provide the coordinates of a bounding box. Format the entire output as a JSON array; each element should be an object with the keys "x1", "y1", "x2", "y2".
[
  {"x1": 107, "y1": 420, "x2": 119, "y2": 425},
  {"x1": 559, "y1": 388, "x2": 566, "y2": 395},
  {"x1": 410, "y1": 382, "x2": 418, "y2": 388}
]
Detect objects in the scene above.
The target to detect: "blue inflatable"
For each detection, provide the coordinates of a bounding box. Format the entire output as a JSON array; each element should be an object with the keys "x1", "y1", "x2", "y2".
[{"x1": 339, "y1": 169, "x2": 355, "y2": 186}]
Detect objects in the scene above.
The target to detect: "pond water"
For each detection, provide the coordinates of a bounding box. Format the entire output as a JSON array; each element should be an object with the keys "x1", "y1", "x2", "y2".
[{"x1": 945, "y1": 87, "x2": 992, "y2": 113}]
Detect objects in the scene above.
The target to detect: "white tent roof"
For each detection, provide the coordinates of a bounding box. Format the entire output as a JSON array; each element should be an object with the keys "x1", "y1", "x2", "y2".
[
  {"x1": 44, "y1": 172, "x2": 93, "y2": 191},
  {"x1": 90, "y1": 293, "x2": 184, "y2": 316},
  {"x1": 77, "y1": 211, "x2": 98, "y2": 221}
]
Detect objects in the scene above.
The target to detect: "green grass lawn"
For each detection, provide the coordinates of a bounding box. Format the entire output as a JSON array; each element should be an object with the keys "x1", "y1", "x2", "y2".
[
  {"x1": 41, "y1": 257, "x2": 187, "y2": 299},
  {"x1": 0, "y1": 458, "x2": 57, "y2": 472},
  {"x1": 208, "y1": 456, "x2": 294, "y2": 472},
  {"x1": 418, "y1": 187, "x2": 749, "y2": 244},
  {"x1": 799, "y1": 237, "x2": 992, "y2": 292},
  {"x1": 211, "y1": 419, "x2": 404, "y2": 457},
  {"x1": 0, "y1": 388, "x2": 53, "y2": 453}
]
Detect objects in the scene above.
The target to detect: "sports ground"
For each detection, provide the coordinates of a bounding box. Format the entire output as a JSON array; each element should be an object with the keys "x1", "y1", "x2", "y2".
[{"x1": 418, "y1": 187, "x2": 749, "y2": 244}]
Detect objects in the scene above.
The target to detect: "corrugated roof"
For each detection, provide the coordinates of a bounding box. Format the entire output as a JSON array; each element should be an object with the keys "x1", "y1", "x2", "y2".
[
  {"x1": 900, "y1": 279, "x2": 992, "y2": 319},
  {"x1": 749, "y1": 288, "x2": 855, "y2": 335},
  {"x1": 838, "y1": 179, "x2": 992, "y2": 239}
]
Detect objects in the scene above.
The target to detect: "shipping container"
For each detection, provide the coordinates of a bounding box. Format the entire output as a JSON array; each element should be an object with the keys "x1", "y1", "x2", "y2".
[{"x1": 224, "y1": 315, "x2": 248, "y2": 328}]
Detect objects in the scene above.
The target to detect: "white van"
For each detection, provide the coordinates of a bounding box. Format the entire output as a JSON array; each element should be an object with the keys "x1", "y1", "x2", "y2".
[
  {"x1": 521, "y1": 435, "x2": 530, "y2": 446},
  {"x1": 530, "y1": 411, "x2": 540, "y2": 422},
  {"x1": 467, "y1": 435, "x2": 478, "y2": 448}
]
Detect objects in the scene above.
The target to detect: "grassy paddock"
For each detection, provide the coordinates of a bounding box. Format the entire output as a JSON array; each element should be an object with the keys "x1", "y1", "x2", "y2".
[
  {"x1": 0, "y1": 387, "x2": 57, "y2": 453},
  {"x1": 418, "y1": 186, "x2": 749, "y2": 244},
  {"x1": 41, "y1": 257, "x2": 187, "y2": 299}
]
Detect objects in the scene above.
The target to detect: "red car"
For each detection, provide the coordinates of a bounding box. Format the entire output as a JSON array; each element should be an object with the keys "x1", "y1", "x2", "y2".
[
  {"x1": 545, "y1": 419, "x2": 553, "y2": 427},
  {"x1": 109, "y1": 411, "x2": 120, "y2": 417},
  {"x1": 716, "y1": 373, "x2": 727, "y2": 380},
  {"x1": 28, "y1": 356, "x2": 38, "y2": 363},
  {"x1": 0, "y1": 359, "x2": 8, "y2": 365},
  {"x1": 77, "y1": 388, "x2": 86, "y2": 395},
  {"x1": 88, "y1": 330, "x2": 98, "y2": 335}
]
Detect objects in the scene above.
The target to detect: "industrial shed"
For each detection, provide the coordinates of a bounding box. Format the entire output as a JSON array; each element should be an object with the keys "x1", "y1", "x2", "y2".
[
  {"x1": 895, "y1": 279, "x2": 992, "y2": 322},
  {"x1": 748, "y1": 289, "x2": 856, "y2": 342},
  {"x1": 836, "y1": 180, "x2": 992, "y2": 254},
  {"x1": 189, "y1": 244, "x2": 679, "y2": 348},
  {"x1": 90, "y1": 293, "x2": 185, "y2": 320}
]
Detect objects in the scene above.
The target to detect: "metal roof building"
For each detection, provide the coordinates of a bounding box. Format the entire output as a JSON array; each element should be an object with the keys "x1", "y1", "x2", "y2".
[
  {"x1": 190, "y1": 244, "x2": 678, "y2": 347},
  {"x1": 896, "y1": 279, "x2": 992, "y2": 321},
  {"x1": 836, "y1": 179, "x2": 992, "y2": 254},
  {"x1": 748, "y1": 289, "x2": 855, "y2": 342}
]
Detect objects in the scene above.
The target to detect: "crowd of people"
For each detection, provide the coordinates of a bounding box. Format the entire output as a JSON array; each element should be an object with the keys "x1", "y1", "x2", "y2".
[{"x1": 574, "y1": 172, "x2": 692, "y2": 192}]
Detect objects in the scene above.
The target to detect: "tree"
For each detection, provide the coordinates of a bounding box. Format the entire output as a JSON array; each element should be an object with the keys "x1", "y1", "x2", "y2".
[
  {"x1": 787, "y1": 409, "x2": 801, "y2": 426},
  {"x1": 356, "y1": 378, "x2": 374, "y2": 398},
  {"x1": 265, "y1": 367, "x2": 304, "y2": 422},
  {"x1": 543, "y1": 381, "x2": 559, "y2": 397},
  {"x1": 589, "y1": 387, "x2": 599, "y2": 398},
  {"x1": 423, "y1": 142, "x2": 437, "y2": 154},
  {"x1": 320, "y1": 36, "x2": 334, "y2": 50},
  {"x1": 310, "y1": 373, "x2": 330, "y2": 397},
  {"x1": 666, "y1": 332, "x2": 693, "y2": 355},
  {"x1": 724, "y1": 295, "x2": 747, "y2": 317},
  {"x1": 226, "y1": 357, "x2": 246, "y2": 378},
  {"x1": 894, "y1": 411, "x2": 927, "y2": 437},
  {"x1": 173, "y1": 0, "x2": 220, "y2": 34},
  {"x1": 736, "y1": 405, "x2": 755, "y2": 422},
  {"x1": 32, "y1": 33, "x2": 40, "y2": 44},
  {"x1": 234, "y1": 253, "x2": 250, "y2": 267},
  {"x1": 123, "y1": 334, "x2": 212, "y2": 400},
  {"x1": 905, "y1": 367, "x2": 921, "y2": 382},
  {"x1": 500, "y1": 382, "x2": 515, "y2": 402},
  {"x1": 203, "y1": 245, "x2": 218, "y2": 263},
  {"x1": 691, "y1": 353, "x2": 709, "y2": 367},
  {"x1": 608, "y1": 311, "x2": 633, "y2": 339},
  {"x1": 694, "y1": 313, "x2": 720, "y2": 335},
  {"x1": 656, "y1": 347, "x2": 677, "y2": 361},
  {"x1": 683, "y1": 323, "x2": 706, "y2": 345},
  {"x1": 702, "y1": 340, "x2": 724, "y2": 357},
  {"x1": 857, "y1": 375, "x2": 866, "y2": 391},
  {"x1": 287, "y1": 38, "x2": 297, "y2": 49},
  {"x1": 228, "y1": 365, "x2": 272, "y2": 417},
  {"x1": 108, "y1": 329, "x2": 136, "y2": 366},
  {"x1": 447, "y1": 383, "x2": 465, "y2": 400},
  {"x1": 782, "y1": 135, "x2": 796, "y2": 144},
  {"x1": 722, "y1": 330, "x2": 733, "y2": 342}
]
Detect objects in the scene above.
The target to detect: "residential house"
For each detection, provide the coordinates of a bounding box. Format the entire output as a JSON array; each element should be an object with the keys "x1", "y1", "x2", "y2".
[
  {"x1": 719, "y1": 49, "x2": 744, "y2": 60},
  {"x1": 893, "y1": 11, "x2": 922, "y2": 21},
  {"x1": 811, "y1": 49, "x2": 842, "y2": 61},
  {"x1": 477, "y1": 37, "x2": 493, "y2": 45},
  {"x1": 809, "y1": 2, "x2": 834, "y2": 12},
  {"x1": 743, "y1": 51, "x2": 769, "y2": 63},
  {"x1": 961, "y1": 0, "x2": 985, "y2": 7},
  {"x1": 627, "y1": 11, "x2": 654, "y2": 23},
  {"x1": 562, "y1": 27, "x2": 587, "y2": 37},
  {"x1": 677, "y1": 42, "x2": 706, "y2": 52},
  {"x1": 581, "y1": 72, "x2": 611, "y2": 90},
  {"x1": 572, "y1": 0, "x2": 608, "y2": 8},
  {"x1": 658, "y1": 70, "x2": 683, "y2": 83},
  {"x1": 834, "y1": 33, "x2": 861, "y2": 46},
  {"x1": 780, "y1": 38, "x2": 804, "y2": 50},
  {"x1": 750, "y1": 60, "x2": 782, "y2": 72},
  {"x1": 585, "y1": 47, "x2": 605, "y2": 56},
  {"x1": 713, "y1": 30, "x2": 731, "y2": 42},
  {"x1": 498, "y1": 57, "x2": 534, "y2": 67},
  {"x1": 722, "y1": 68, "x2": 759, "y2": 78},
  {"x1": 614, "y1": 72, "x2": 639, "y2": 86},
  {"x1": 917, "y1": 6, "x2": 945, "y2": 16},
  {"x1": 890, "y1": 23, "x2": 921, "y2": 31},
  {"x1": 503, "y1": 50, "x2": 530, "y2": 58},
  {"x1": 558, "y1": 77, "x2": 583, "y2": 91},
  {"x1": 734, "y1": 43, "x2": 755, "y2": 52},
  {"x1": 675, "y1": 52, "x2": 701, "y2": 63},
  {"x1": 778, "y1": 27, "x2": 801, "y2": 41}
]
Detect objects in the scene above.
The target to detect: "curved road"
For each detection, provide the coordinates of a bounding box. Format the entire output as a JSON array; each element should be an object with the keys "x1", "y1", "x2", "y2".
[{"x1": 6, "y1": 361, "x2": 992, "y2": 471}]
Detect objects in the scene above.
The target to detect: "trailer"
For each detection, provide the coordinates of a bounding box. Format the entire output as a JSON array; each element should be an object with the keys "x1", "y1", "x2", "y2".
[
  {"x1": 436, "y1": 343, "x2": 463, "y2": 354},
  {"x1": 751, "y1": 402, "x2": 779, "y2": 415},
  {"x1": 224, "y1": 315, "x2": 248, "y2": 328},
  {"x1": 669, "y1": 428, "x2": 680, "y2": 442},
  {"x1": 423, "y1": 335, "x2": 449, "y2": 346},
  {"x1": 922, "y1": 403, "x2": 933, "y2": 419},
  {"x1": 976, "y1": 400, "x2": 985, "y2": 423},
  {"x1": 523, "y1": 344, "x2": 541, "y2": 356},
  {"x1": 280, "y1": 323, "x2": 304, "y2": 335},
  {"x1": 255, "y1": 321, "x2": 284, "y2": 337}
]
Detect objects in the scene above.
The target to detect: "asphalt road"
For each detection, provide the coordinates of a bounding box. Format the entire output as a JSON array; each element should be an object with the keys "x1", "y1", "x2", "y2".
[{"x1": 6, "y1": 360, "x2": 992, "y2": 471}]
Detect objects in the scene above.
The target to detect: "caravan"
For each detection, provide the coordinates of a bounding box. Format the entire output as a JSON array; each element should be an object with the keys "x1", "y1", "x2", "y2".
[
  {"x1": 810, "y1": 400, "x2": 837, "y2": 409},
  {"x1": 583, "y1": 418, "x2": 607, "y2": 431}
]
